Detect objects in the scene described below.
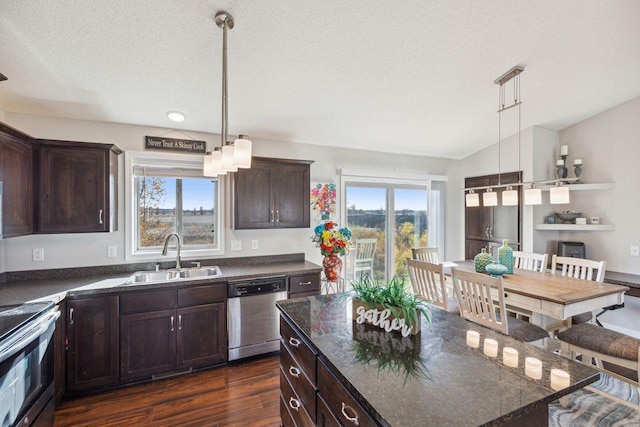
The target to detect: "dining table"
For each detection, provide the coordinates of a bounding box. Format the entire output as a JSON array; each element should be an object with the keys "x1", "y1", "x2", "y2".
[{"x1": 448, "y1": 260, "x2": 629, "y2": 330}]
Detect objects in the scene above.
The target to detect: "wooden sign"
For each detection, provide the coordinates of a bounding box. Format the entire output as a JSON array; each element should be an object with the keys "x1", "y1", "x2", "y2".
[{"x1": 145, "y1": 136, "x2": 206, "y2": 154}]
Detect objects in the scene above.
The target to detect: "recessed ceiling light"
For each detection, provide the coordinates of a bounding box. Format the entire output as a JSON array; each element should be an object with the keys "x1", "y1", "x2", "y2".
[{"x1": 167, "y1": 111, "x2": 186, "y2": 122}]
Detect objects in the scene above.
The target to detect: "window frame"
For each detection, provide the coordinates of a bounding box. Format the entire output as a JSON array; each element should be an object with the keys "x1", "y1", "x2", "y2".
[{"x1": 125, "y1": 151, "x2": 225, "y2": 261}]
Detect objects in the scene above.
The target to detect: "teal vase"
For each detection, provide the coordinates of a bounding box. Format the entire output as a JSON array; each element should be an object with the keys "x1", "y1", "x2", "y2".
[
  {"x1": 498, "y1": 240, "x2": 513, "y2": 274},
  {"x1": 474, "y1": 248, "x2": 493, "y2": 273}
]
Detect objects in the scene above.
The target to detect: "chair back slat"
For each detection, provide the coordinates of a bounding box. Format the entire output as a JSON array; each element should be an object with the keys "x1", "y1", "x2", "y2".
[
  {"x1": 407, "y1": 259, "x2": 448, "y2": 311},
  {"x1": 451, "y1": 268, "x2": 507, "y2": 335},
  {"x1": 513, "y1": 251, "x2": 548, "y2": 273},
  {"x1": 551, "y1": 255, "x2": 606, "y2": 282},
  {"x1": 412, "y1": 247, "x2": 440, "y2": 263}
]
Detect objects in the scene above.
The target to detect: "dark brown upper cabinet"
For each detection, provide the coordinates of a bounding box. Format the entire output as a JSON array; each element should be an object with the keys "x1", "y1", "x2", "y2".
[
  {"x1": 465, "y1": 171, "x2": 521, "y2": 259},
  {"x1": 35, "y1": 139, "x2": 121, "y2": 233},
  {"x1": 232, "y1": 157, "x2": 313, "y2": 229},
  {"x1": 0, "y1": 123, "x2": 34, "y2": 237}
]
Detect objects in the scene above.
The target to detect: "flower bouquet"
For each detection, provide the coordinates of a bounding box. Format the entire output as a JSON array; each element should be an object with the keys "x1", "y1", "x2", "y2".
[{"x1": 311, "y1": 221, "x2": 352, "y2": 280}]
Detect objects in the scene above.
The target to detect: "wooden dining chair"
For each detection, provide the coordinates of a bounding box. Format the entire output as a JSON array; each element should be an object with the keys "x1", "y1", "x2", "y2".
[
  {"x1": 513, "y1": 251, "x2": 548, "y2": 273},
  {"x1": 551, "y1": 255, "x2": 606, "y2": 324},
  {"x1": 407, "y1": 259, "x2": 458, "y2": 314},
  {"x1": 411, "y1": 247, "x2": 440, "y2": 264},
  {"x1": 354, "y1": 239, "x2": 377, "y2": 279},
  {"x1": 450, "y1": 268, "x2": 549, "y2": 343}
]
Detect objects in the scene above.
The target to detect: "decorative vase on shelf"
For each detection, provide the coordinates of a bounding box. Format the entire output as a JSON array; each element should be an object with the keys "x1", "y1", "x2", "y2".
[
  {"x1": 498, "y1": 240, "x2": 513, "y2": 274},
  {"x1": 323, "y1": 254, "x2": 342, "y2": 281},
  {"x1": 474, "y1": 248, "x2": 493, "y2": 273}
]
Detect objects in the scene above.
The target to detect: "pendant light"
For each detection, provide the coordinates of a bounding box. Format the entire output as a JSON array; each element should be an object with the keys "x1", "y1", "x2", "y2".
[
  {"x1": 465, "y1": 190, "x2": 480, "y2": 207},
  {"x1": 483, "y1": 188, "x2": 498, "y2": 207},
  {"x1": 550, "y1": 183, "x2": 570, "y2": 204},
  {"x1": 204, "y1": 11, "x2": 252, "y2": 177},
  {"x1": 524, "y1": 184, "x2": 542, "y2": 205}
]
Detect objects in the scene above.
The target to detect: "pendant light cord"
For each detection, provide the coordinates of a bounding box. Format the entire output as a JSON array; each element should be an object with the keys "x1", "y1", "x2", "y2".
[{"x1": 221, "y1": 17, "x2": 228, "y2": 148}]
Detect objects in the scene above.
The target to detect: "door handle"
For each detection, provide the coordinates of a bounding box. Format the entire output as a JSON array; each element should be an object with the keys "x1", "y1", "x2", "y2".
[
  {"x1": 341, "y1": 402, "x2": 360, "y2": 425},
  {"x1": 270, "y1": 210, "x2": 274, "y2": 223},
  {"x1": 276, "y1": 210, "x2": 280, "y2": 223},
  {"x1": 288, "y1": 337, "x2": 300, "y2": 348},
  {"x1": 178, "y1": 314, "x2": 182, "y2": 330},
  {"x1": 288, "y1": 366, "x2": 301, "y2": 378},
  {"x1": 69, "y1": 307, "x2": 74, "y2": 325},
  {"x1": 99, "y1": 209, "x2": 103, "y2": 225},
  {"x1": 170, "y1": 316, "x2": 175, "y2": 332}
]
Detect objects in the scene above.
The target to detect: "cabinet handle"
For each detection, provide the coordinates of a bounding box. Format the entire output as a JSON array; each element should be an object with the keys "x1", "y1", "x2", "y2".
[
  {"x1": 289, "y1": 337, "x2": 300, "y2": 348},
  {"x1": 69, "y1": 308, "x2": 74, "y2": 325},
  {"x1": 485, "y1": 227, "x2": 489, "y2": 237},
  {"x1": 489, "y1": 227, "x2": 493, "y2": 237},
  {"x1": 170, "y1": 316, "x2": 175, "y2": 332},
  {"x1": 299, "y1": 281, "x2": 312, "y2": 286},
  {"x1": 178, "y1": 314, "x2": 182, "y2": 330},
  {"x1": 288, "y1": 397, "x2": 301, "y2": 412},
  {"x1": 341, "y1": 402, "x2": 360, "y2": 425},
  {"x1": 289, "y1": 366, "x2": 301, "y2": 378},
  {"x1": 276, "y1": 210, "x2": 280, "y2": 222},
  {"x1": 270, "y1": 210, "x2": 274, "y2": 223},
  {"x1": 99, "y1": 209, "x2": 103, "y2": 225}
]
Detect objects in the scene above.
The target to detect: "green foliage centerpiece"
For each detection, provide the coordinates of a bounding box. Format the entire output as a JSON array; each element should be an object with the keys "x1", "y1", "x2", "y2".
[{"x1": 348, "y1": 275, "x2": 431, "y2": 337}]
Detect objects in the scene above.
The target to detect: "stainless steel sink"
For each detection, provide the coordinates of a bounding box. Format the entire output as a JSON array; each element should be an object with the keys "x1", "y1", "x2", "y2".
[{"x1": 126, "y1": 266, "x2": 222, "y2": 284}]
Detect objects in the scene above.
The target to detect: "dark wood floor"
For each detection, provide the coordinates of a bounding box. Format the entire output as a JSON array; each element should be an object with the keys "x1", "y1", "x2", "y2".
[{"x1": 55, "y1": 355, "x2": 281, "y2": 427}]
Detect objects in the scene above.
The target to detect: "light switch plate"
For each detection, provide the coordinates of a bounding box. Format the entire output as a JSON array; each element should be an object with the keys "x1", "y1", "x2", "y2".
[
  {"x1": 231, "y1": 240, "x2": 242, "y2": 251},
  {"x1": 107, "y1": 245, "x2": 117, "y2": 257},
  {"x1": 631, "y1": 246, "x2": 640, "y2": 256},
  {"x1": 33, "y1": 248, "x2": 44, "y2": 262},
  {"x1": 252, "y1": 240, "x2": 259, "y2": 250}
]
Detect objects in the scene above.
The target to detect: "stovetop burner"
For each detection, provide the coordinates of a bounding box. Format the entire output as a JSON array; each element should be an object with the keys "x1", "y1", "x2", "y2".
[{"x1": 0, "y1": 301, "x2": 55, "y2": 343}]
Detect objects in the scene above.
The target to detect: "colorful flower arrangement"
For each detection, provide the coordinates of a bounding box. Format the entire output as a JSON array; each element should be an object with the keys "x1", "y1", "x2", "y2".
[
  {"x1": 312, "y1": 221, "x2": 352, "y2": 256},
  {"x1": 310, "y1": 183, "x2": 337, "y2": 219}
]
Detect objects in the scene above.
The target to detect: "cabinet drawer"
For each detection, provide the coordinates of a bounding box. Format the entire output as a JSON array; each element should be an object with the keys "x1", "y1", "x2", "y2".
[
  {"x1": 120, "y1": 289, "x2": 176, "y2": 314},
  {"x1": 280, "y1": 341, "x2": 316, "y2": 422},
  {"x1": 280, "y1": 395, "x2": 296, "y2": 427},
  {"x1": 178, "y1": 283, "x2": 226, "y2": 307},
  {"x1": 317, "y1": 393, "x2": 341, "y2": 427},
  {"x1": 318, "y1": 359, "x2": 378, "y2": 427},
  {"x1": 280, "y1": 368, "x2": 315, "y2": 427},
  {"x1": 289, "y1": 273, "x2": 320, "y2": 295},
  {"x1": 280, "y1": 317, "x2": 316, "y2": 383}
]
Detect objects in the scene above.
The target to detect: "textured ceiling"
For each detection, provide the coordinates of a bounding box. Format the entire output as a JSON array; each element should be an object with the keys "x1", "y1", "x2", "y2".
[{"x1": 1, "y1": 0, "x2": 639, "y2": 159}]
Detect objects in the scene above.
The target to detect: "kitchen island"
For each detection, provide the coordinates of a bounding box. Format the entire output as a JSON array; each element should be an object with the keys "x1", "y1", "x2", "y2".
[{"x1": 277, "y1": 294, "x2": 600, "y2": 426}]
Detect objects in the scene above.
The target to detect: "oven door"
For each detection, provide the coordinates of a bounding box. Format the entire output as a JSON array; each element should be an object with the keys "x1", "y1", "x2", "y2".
[{"x1": 0, "y1": 310, "x2": 58, "y2": 427}]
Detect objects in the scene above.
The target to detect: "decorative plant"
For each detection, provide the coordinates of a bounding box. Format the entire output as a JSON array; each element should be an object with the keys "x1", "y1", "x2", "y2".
[
  {"x1": 348, "y1": 275, "x2": 431, "y2": 329},
  {"x1": 311, "y1": 221, "x2": 352, "y2": 256}
]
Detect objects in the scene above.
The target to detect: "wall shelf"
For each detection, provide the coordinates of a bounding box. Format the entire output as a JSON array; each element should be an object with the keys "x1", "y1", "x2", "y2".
[
  {"x1": 538, "y1": 182, "x2": 615, "y2": 191},
  {"x1": 535, "y1": 224, "x2": 615, "y2": 231}
]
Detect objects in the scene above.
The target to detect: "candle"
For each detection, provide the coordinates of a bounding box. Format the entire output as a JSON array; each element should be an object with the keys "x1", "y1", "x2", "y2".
[
  {"x1": 550, "y1": 369, "x2": 570, "y2": 390},
  {"x1": 525, "y1": 357, "x2": 542, "y2": 379},
  {"x1": 503, "y1": 347, "x2": 519, "y2": 368},
  {"x1": 560, "y1": 145, "x2": 568, "y2": 156},
  {"x1": 483, "y1": 338, "x2": 498, "y2": 358},
  {"x1": 466, "y1": 330, "x2": 480, "y2": 348},
  {"x1": 574, "y1": 158, "x2": 582, "y2": 165},
  {"x1": 556, "y1": 159, "x2": 564, "y2": 166}
]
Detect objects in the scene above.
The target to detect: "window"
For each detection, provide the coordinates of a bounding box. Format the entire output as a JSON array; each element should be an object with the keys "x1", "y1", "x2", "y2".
[
  {"x1": 126, "y1": 152, "x2": 223, "y2": 260},
  {"x1": 341, "y1": 171, "x2": 446, "y2": 282}
]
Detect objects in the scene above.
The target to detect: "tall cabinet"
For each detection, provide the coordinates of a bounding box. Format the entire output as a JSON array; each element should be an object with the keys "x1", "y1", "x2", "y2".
[{"x1": 465, "y1": 171, "x2": 522, "y2": 259}]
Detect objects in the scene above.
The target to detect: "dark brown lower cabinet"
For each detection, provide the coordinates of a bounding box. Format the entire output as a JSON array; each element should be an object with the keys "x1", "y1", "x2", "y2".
[
  {"x1": 177, "y1": 303, "x2": 226, "y2": 369},
  {"x1": 66, "y1": 296, "x2": 119, "y2": 392}
]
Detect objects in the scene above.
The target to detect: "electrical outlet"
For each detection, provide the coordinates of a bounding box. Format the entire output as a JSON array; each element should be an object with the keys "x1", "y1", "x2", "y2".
[
  {"x1": 631, "y1": 246, "x2": 640, "y2": 256},
  {"x1": 33, "y1": 248, "x2": 44, "y2": 262},
  {"x1": 231, "y1": 240, "x2": 242, "y2": 251},
  {"x1": 252, "y1": 240, "x2": 259, "y2": 250},
  {"x1": 107, "y1": 245, "x2": 117, "y2": 257}
]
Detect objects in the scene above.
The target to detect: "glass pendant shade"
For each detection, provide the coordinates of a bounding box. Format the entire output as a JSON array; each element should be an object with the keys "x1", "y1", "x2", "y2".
[
  {"x1": 465, "y1": 191, "x2": 480, "y2": 207},
  {"x1": 483, "y1": 190, "x2": 498, "y2": 207},
  {"x1": 203, "y1": 152, "x2": 215, "y2": 176},
  {"x1": 549, "y1": 185, "x2": 570, "y2": 204},
  {"x1": 502, "y1": 187, "x2": 518, "y2": 206},
  {"x1": 524, "y1": 187, "x2": 542, "y2": 205},
  {"x1": 221, "y1": 144, "x2": 237, "y2": 172},
  {"x1": 208, "y1": 150, "x2": 226, "y2": 176},
  {"x1": 233, "y1": 135, "x2": 252, "y2": 168}
]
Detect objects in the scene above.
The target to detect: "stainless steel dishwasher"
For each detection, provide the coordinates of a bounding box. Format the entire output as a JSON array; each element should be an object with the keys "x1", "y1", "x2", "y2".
[{"x1": 227, "y1": 276, "x2": 287, "y2": 361}]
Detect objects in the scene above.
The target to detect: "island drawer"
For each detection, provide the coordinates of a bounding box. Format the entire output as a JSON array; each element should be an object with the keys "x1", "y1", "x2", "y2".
[
  {"x1": 120, "y1": 289, "x2": 176, "y2": 314},
  {"x1": 317, "y1": 394, "x2": 341, "y2": 427},
  {"x1": 289, "y1": 273, "x2": 320, "y2": 295},
  {"x1": 178, "y1": 283, "x2": 225, "y2": 307},
  {"x1": 280, "y1": 341, "x2": 316, "y2": 422},
  {"x1": 280, "y1": 317, "x2": 317, "y2": 382},
  {"x1": 280, "y1": 395, "x2": 295, "y2": 427},
  {"x1": 280, "y1": 368, "x2": 315, "y2": 427},
  {"x1": 318, "y1": 359, "x2": 378, "y2": 427}
]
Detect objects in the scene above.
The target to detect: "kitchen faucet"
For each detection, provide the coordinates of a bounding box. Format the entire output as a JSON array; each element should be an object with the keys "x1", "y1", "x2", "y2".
[{"x1": 162, "y1": 233, "x2": 182, "y2": 269}]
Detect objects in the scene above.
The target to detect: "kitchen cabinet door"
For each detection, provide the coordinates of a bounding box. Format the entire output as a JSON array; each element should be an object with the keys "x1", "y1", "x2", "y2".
[
  {"x1": 36, "y1": 139, "x2": 121, "y2": 233},
  {"x1": 274, "y1": 162, "x2": 310, "y2": 228},
  {"x1": 0, "y1": 123, "x2": 34, "y2": 237},
  {"x1": 177, "y1": 303, "x2": 226, "y2": 369},
  {"x1": 66, "y1": 296, "x2": 119, "y2": 392},
  {"x1": 120, "y1": 309, "x2": 177, "y2": 381}
]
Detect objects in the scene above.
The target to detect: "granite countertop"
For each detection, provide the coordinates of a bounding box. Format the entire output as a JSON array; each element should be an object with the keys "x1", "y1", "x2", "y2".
[
  {"x1": 605, "y1": 271, "x2": 640, "y2": 288},
  {"x1": 277, "y1": 295, "x2": 599, "y2": 427},
  {"x1": 0, "y1": 254, "x2": 321, "y2": 305}
]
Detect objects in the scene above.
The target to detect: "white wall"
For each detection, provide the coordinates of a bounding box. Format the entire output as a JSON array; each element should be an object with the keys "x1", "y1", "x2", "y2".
[
  {"x1": 1, "y1": 112, "x2": 451, "y2": 272},
  {"x1": 552, "y1": 96, "x2": 640, "y2": 274},
  {"x1": 0, "y1": 107, "x2": 5, "y2": 272}
]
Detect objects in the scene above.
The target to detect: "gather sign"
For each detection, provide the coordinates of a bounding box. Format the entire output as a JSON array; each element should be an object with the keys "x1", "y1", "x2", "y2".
[{"x1": 353, "y1": 303, "x2": 419, "y2": 337}]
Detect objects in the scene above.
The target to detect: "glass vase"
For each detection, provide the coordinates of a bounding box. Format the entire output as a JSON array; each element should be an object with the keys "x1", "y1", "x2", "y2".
[
  {"x1": 474, "y1": 248, "x2": 493, "y2": 273},
  {"x1": 498, "y1": 240, "x2": 514, "y2": 274}
]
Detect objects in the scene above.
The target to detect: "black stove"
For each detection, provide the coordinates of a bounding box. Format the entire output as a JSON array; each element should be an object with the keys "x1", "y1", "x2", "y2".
[{"x1": 0, "y1": 301, "x2": 54, "y2": 343}]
